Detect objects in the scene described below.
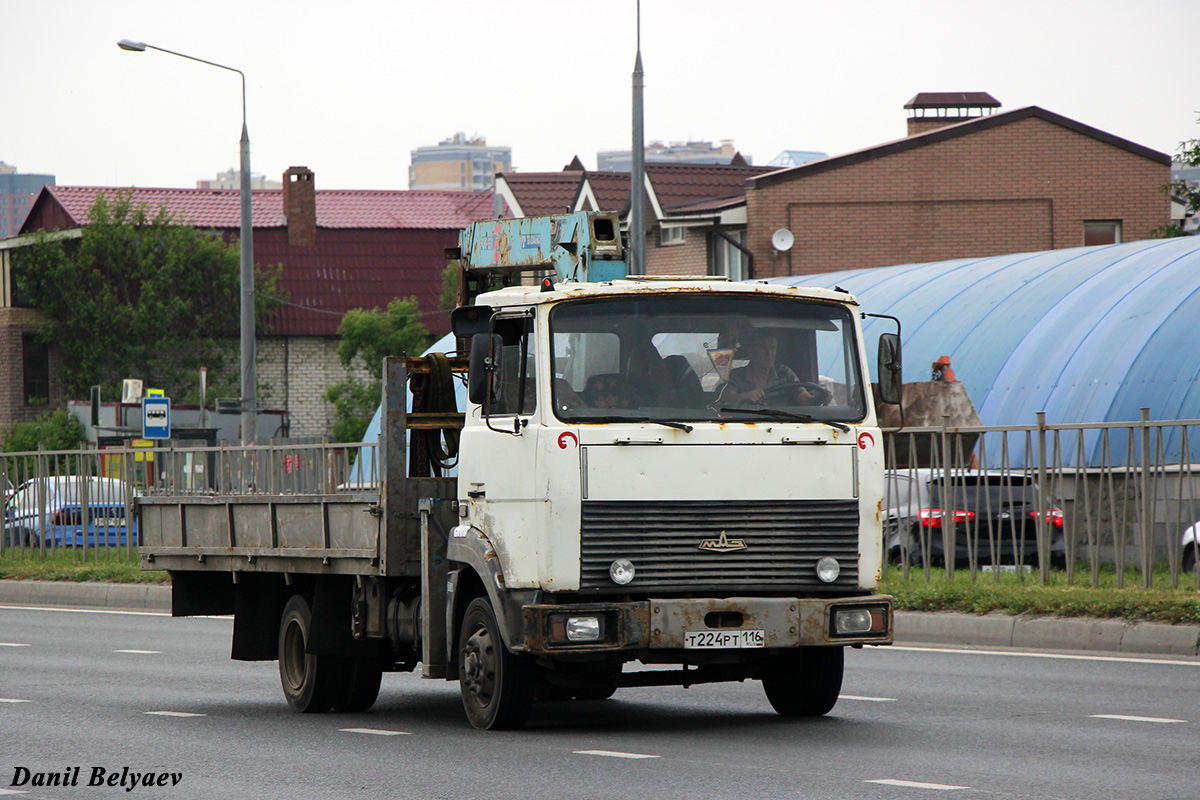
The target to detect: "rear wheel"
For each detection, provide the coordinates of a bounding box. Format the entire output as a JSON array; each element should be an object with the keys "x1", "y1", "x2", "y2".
[
  {"x1": 761, "y1": 646, "x2": 844, "y2": 717},
  {"x1": 333, "y1": 656, "x2": 384, "y2": 712},
  {"x1": 278, "y1": 595, "x2": 341, "y2": 713},
  {"x1": 458, "y1": 597, "x2": 535, "y2": 730}
]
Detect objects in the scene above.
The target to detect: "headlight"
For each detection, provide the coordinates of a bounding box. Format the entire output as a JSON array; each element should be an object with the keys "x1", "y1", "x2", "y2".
[
  {"x1": 831, "y1": 605, "x2": 889, "y2": 637},
  {"x1": 816, "y1": 556, "x2": 840, "y2": 583},
  {"x1": 833, "y1": 608, "x2": 873, "y2": 634},
  {"x1": 548, "y1": 614, "x2": 604, "y2": 644},
  {"x1": 610, "y1": 559, "x2": 635, "y2": 585}
]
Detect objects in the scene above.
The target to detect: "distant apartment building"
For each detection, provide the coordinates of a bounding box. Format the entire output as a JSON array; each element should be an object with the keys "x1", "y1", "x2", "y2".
[
  {"x1": 196, "y1": 169, "x2": 282, "y2": 191},
  {"x1": 766, "y1": 150, "x2": 828, "y2": 168},
  {"x1": 597, "y1": 140, "x2": 748, "y2": 172},
  {"x1": 409, "y1": 133, "x2": 512, "y2": 192},
  {"x1": 0, "y1": 162, "x2": 55, "y2": 239}
]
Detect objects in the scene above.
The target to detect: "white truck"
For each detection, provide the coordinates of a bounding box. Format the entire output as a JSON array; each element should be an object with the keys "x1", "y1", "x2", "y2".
[{"x1": 138, "y1": 211, "x2": 903, "y2": 730}]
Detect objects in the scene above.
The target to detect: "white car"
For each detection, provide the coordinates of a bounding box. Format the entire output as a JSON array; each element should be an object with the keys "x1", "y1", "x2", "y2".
[{"x1": 1183, "y1": 522, "x2": 1199, "y2": 574}]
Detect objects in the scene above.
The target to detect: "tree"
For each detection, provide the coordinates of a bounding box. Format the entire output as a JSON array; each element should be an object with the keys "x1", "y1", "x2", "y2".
[
  {"x1": 324, "y1": 297, "x2": 431, "y2": 443},
  {"x1": 1153, "y1": 117, "x2": 1200, "y2": 238},
  {"x1": 12, "y1": 190, "x2": 284, "y2": 402},
  {"x1": 440, "y1": 261, "x2": 460, "y2": 314}
]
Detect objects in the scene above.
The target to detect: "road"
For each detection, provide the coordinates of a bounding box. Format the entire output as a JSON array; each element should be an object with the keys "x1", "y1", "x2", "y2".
[{"x1": 1, "y1": 604, "x2": 1195, "y2": 799}]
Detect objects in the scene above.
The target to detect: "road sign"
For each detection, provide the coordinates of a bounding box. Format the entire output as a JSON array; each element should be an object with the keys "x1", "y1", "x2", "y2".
[{"x1": 142, "y1": 397, "x2": 171, "y2": 440}]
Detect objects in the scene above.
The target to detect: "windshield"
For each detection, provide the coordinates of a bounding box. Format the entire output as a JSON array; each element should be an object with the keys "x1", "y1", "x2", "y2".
[{"x1": 549, "y1": 294, "x2": 866, "y2": 424}]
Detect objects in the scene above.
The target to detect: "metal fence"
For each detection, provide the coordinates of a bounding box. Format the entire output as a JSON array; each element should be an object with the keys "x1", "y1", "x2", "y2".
[
  {"x1": 884, "y1": 412, "x2": 1200, "y2": 589},
  {"x1": 5, "y1": 417, "x2": 1200, "y2": 586}
]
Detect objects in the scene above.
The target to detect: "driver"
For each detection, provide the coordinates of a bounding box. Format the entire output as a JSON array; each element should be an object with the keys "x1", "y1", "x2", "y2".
[{"x1": 721, "y1": 333, "x2": 826, "y2": 405}]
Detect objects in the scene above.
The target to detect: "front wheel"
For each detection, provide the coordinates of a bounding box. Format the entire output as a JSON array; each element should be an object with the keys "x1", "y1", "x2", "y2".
[
  {"x1": 278, "y1": 595, "x2": 342, "y2": 713},
  {"x1": 458, "y1": 597, "x2": 535, "y2": 730},
  {"x1": 761, "y1": 646, "x2": 844, "y2": 717}
]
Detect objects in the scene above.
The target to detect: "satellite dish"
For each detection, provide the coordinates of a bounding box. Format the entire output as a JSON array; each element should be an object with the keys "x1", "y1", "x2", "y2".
[{"x1": 771, "y1": 228, "x2": 794, "y2": 252}]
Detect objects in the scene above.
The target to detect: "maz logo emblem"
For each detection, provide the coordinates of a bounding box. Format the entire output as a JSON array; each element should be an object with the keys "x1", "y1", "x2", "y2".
[{"x1": 698, "y1": 531, "x2": 747, "y2": 553}]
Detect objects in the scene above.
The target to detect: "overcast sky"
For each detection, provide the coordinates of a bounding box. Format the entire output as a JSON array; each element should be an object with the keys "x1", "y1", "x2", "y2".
[{"x1": 3, "y1": 0, "x2": 1195, "y2": 191}]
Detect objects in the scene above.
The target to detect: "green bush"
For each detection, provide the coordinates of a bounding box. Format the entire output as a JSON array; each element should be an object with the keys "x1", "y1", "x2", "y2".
[{"x1": 3, "y1": 408, "x2": 84, "y2": 453}]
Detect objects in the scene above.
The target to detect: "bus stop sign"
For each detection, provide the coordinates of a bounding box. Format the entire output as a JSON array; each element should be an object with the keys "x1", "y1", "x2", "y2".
[{"x1": 142, "y1": 397, "x2": 171, "y2": 440}]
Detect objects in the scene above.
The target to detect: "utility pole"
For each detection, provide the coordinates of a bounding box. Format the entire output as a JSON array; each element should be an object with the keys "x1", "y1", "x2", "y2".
[{"x1": 630, "y1": 1, "x2": 646, "y2": 274}]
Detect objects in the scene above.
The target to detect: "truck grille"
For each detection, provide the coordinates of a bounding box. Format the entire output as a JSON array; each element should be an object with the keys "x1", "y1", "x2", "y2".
[{"x1": 579, "y1": 500, "x2": 860, "y2": 593}]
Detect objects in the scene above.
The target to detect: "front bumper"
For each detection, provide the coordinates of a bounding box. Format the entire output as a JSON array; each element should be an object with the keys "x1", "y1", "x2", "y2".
[{"x1": 518, "y1": 594, "x2": 893, "y2": 654}]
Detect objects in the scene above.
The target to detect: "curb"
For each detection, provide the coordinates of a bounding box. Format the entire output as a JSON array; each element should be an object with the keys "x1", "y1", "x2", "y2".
[
  {"x1": 1, "y1": 581, "x2": 1197, "y2": 657},
  {"x1": 895, "y1": 610, "x2": 1200, "y2": 656},
  {"x1": 0, "y1": 579, "x2": 171, "y2": 612}
]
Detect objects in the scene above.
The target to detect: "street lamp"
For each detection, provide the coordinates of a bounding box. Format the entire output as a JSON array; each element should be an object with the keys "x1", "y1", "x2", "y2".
[{"x1": 117, "y1": 39, "x2": 257, "y2": 445}]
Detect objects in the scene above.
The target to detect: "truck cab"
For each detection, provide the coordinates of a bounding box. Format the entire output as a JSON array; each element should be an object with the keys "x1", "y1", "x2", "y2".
[{"x1": 446, "y1": 263, "x2": 897, "y2": 728}]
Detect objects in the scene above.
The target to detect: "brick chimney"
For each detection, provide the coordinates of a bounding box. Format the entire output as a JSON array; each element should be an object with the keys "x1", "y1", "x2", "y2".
[
  {"x1": 282, "y1": 166, "x2": 316, "y2": 246},
  {"x1": 905, "y1": 92, "x2": 1000, "y2": 136}
]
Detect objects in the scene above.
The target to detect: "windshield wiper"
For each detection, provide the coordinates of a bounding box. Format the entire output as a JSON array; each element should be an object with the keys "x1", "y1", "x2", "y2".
[
  {"x1": 568, "y1": 415, "x2": 693, "y2": 433},
  {"x1": 719, "y1": 407, "x2": 851, "y2": 433}
]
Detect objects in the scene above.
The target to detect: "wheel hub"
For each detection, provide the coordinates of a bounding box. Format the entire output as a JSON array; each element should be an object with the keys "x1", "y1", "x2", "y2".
[{"x1": 462, "y1": 628, "x2": 496, "y2": 701}]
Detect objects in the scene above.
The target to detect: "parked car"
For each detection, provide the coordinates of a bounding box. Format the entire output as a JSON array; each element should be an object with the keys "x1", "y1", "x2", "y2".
[
  {"x1": 884, "y1": 469, "x2": 1066, "y2": 568},
  {"x1": 3, "y1": 476, "x2": 139, "y2": 548},
  {"x1": 1183, "y1": 522, "x2": 1199, "y2": 574}
]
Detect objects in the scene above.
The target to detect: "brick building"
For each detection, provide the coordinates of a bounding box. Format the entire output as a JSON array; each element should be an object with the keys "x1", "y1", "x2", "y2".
[
  {"x1": 746, "y1": 101, "x2": 1172, "y2": 278},
  {"x1": 1, "y1": 169, "x2": 493, "y2": 440}
]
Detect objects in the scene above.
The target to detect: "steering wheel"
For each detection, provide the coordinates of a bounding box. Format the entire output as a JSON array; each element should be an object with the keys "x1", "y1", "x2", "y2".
[{"x1": 763, "y1": 380, "x2": 831, "y2": 405}]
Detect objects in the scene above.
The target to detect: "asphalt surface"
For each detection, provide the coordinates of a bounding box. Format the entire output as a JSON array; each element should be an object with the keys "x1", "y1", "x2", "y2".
[
  {"x1": 2, "y1": 579, "x2": 1197, "y2": 656},
  {"x1": 5, "y1": 605, "x2": 1197, "y2": 800}
]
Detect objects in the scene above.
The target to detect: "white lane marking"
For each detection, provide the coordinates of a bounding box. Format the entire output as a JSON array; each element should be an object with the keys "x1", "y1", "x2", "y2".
[
  {"x1": 0, "y1": 605, "x2": 171, "y2": 618},
  {"x1": 840, "y1": 694, "x2": 897, "y2": 702},
  {"x1": 886, "y1": 645, "x2": 1200, "y2": 668},
  {"x1": 145, "y1": 711, "x2": 206, "y2": 717},
  {"x1": 0, "y1": 788, "x2": 30, "y2": 795},
  {"x1": 866, "y1": 779, "x2": 969, "y2": 790},
  {"x1": 340, "y1": 728, "x2": 412, "y2": 736},
  {"x1": 574, "y1": 750, "x2": 661, "y2": 760},
  {"x1": 115, "y1": 649, "x2": 161, "y2": 654},
  {"x1": 0, "y1": 643, "x2": 31, "y2": 647},
  {"x1": 0, "y1": 698, "x2": 30, "y2": 703},
  {"x1": 1091, "y1": 714, "x2": 1187, "y2": 724}
]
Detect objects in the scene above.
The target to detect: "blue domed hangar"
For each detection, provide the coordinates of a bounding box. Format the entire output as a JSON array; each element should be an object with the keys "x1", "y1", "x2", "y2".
[{"x1": 770, "y1": 236, "x2": 1200, "y2": 468}]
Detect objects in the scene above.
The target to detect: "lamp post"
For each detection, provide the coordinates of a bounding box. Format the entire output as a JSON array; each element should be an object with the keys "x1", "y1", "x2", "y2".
[{"x1": 117, "y1": 39, "x2": 257, "y2": 445}]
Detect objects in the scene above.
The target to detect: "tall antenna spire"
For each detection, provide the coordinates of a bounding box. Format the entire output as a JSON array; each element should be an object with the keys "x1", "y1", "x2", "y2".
[{"x1": 630, "y1": 0, "x2": 646, "y2": 274}]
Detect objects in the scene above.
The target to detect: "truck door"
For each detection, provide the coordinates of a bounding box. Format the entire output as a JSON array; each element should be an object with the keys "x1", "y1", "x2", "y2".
[{"x1": 458, "y1": 311, "x2": 544, "y2": 587}]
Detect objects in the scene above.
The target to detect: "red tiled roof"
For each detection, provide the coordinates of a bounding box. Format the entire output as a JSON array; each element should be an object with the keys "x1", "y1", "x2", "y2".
[
  {"x1": 644, "y1": 164, "x2": 776, "y2": 211},
  {"x1": 497, "y1": 171, "x2": 583, "y2": 216},
  {"x1": 34, "y1": 185, "x2": 494, "y2": 231},
  {"x1": 584, "y1": 172, "x2": 633, "y2": 214}
]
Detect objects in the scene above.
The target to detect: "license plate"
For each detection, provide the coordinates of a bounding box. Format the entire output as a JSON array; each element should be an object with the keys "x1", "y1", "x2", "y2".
[
  {"x1": 93, "y1": 518, "x2": 122, "y2": 528},
  {"x1": 684, "y1": 629, "x2": 765, "y2": 649}
]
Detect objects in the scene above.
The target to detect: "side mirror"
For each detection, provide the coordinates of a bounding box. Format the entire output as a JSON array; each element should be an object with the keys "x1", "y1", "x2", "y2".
[
  {"x1": 467, "y1": 333, "x2": 502, "y2": 405},
  {"x1": 451, "y1": 305, "x2": 494, "y2": 339},
  {"x1": 877, "y1": 333, "x2": 902, "y2": 406}
]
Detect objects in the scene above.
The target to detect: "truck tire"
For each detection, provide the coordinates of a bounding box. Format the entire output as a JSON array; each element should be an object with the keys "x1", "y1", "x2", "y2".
[
  {"x1": 457, "y1": 597, "x2": 535, "y2": 730},
  {"x1": 761, "y1": 646, "x2": 844, "y2": 717},
  {"x1": 278, "y1": 594, "x2": 341, "y2": 714},
  {"x1": 333, "y1": 656, "x2": 384, "y2": 712}
]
